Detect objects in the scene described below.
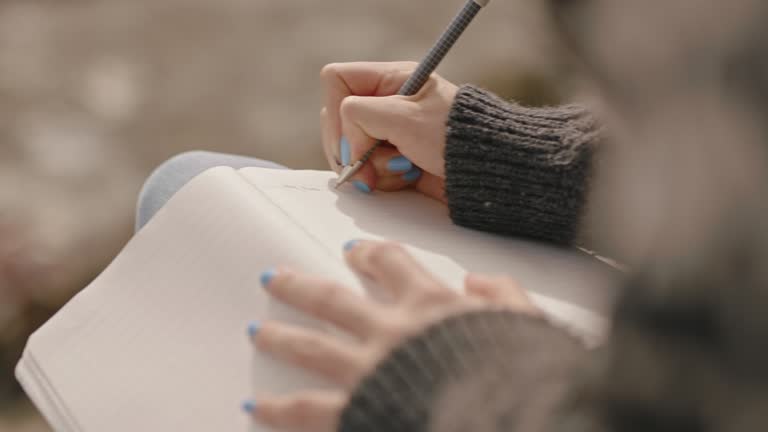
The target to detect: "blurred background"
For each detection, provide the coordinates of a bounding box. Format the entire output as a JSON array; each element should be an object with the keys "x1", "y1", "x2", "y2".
[{"x1": 0, "y1": 0, "x2": 565, "y2": 429}]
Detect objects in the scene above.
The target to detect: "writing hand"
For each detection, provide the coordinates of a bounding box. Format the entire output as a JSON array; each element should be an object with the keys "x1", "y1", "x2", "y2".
[{"x1": 320, "y1": 62, "x2": 458, "y2": 202}]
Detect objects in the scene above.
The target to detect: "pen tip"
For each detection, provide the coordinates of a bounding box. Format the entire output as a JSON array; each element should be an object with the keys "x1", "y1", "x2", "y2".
[{"x1": 335, "y1": 165, "x2": 355, "y2": 188}]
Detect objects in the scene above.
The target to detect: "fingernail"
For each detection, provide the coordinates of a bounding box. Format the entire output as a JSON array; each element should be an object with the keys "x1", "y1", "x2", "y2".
[
  {"x1": 260, "y1": 268, "x2": 277, "y2": 287},
  {"x1": 340, "y1": 136, "x2": 351, "y2": 166},
  {"x1": 343, "y1": 239, "x2": 360, "y2": 251},
  {"x1": 386, "y1": 156, "x2": 413, "y2": 173},
  {"x1": 247, "y1": 321, "x2": 260, "y2": 338},
  {"x1": 353, "y1": 180, "x2": 371, "y2": 193},
  {"x1": 402, "y1": 167, "x2": 422, "y2": 182},
  {"x1": 242, "y1": 399, "x2": 256, "y2": 414}
]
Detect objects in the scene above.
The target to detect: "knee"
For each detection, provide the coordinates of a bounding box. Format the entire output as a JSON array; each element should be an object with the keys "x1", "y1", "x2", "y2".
[
  {"x1": 135, "y1": 151, "x2": 215, "y2": 231},
  {"x1": 138, "y1": 151, "x2": 211, "y2": 200},
  {"x1": 148, "y1": 150, "x2": 217, "y2": 179}
]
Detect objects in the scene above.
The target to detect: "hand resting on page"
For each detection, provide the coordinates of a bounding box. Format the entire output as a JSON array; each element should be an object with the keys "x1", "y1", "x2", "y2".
[{"x1": 244, "y1": 239, "x2": 540, "y2": 432}]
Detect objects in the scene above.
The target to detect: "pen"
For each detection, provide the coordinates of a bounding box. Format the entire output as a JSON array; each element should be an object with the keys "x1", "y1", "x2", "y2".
[{"x1": 335, "y1": 0, "x2": 491, "y2": 189}]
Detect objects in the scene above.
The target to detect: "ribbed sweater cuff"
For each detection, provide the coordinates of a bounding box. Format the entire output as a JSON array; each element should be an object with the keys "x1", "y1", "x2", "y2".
[
  {"x1": 338, "y1": 310, "x2": 586, "y2": 432},
  {"x1": 445, "y1": 85, "x2": 600, "y2": 244}
]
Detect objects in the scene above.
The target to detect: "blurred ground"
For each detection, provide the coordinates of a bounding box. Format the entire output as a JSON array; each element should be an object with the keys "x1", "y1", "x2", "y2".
[{"x1": 0, "y1": 0, "x2": 561, "y2": 428}]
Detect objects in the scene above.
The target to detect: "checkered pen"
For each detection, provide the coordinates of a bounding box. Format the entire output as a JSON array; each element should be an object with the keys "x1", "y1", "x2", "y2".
[{"x1": 335, "y1": 0, "x2": 491, "y2": 188}]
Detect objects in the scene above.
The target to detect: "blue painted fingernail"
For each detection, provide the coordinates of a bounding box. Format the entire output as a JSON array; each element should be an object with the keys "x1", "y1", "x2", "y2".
[
  {"x1": 343, "y1": 239, "x2": 360, "y2": 251},
  {"x1": 402, "y1": 167, "x2": 422, "y2": 182},
  {"x1": 242, "y1": 399, "x2": 256, "y2": 414},
  {"x1": 340, "y1": 136, "x2": 351, "y2": 165},
  {"x1": 260, "y1": 268, "x2": 276, "y2": 287},
  {"x1": 247, "y1": 321, "x2": 260, "y2": 338},
  {"x1": 353, "y1": 181, "x2": 371, "y2": 193},
  {"x1": 387, "y1": 156, "x2": 413, "y2": 173}
]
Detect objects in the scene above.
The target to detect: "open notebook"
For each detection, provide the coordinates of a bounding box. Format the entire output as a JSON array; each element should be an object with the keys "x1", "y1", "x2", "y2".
[{"x1": 16, "y1": 167, "x2": 616, "y2": 431}]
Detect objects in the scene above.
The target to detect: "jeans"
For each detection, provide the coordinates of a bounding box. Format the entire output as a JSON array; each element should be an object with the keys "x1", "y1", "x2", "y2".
[{"x1": 134, "y1": 151, "x2": 286, "y2": 232}]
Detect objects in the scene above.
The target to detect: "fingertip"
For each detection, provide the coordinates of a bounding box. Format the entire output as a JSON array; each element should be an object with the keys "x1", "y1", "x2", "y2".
[
  {"x1": 340, "y1": 136, "x2": 351, "y2": 166},
  {"x1": 260, "y1": 268, "x2": 277, "y2": 287},
  {"x1": 242, "y1": 399, "x2": 256, "y2": 415},
  {"x1": 247, "y1": 321, "x2": 261, "y2": 338},
  {"x1": 353, "y1": 180, "x2": 371, "y2": 193},
  {"x1": 350, "y1": 162, "x2": 377, "y2": 193},
  {"x1": 402, "y1": 167, "x2": 422, "y2": 182},
  {"x1": 386, "y1": 155, "x2": 413, "y2": 173},
  {"x1": 343, "y1": 240, "x2": 365, "y2": 268},
  {"x1": 343, "y1": 239, "x2": 360, "y2": 252}
]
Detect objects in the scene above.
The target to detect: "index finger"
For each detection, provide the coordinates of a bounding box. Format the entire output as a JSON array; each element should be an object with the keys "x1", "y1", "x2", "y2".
[{"x1": 261, "y1": 268, "x2": 382, "y2": 339}]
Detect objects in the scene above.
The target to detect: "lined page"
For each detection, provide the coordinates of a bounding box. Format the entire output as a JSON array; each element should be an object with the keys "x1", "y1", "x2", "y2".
[
  {"x1": 18, "y1": 167, "x2": 615, "y2": 432},
  {"x1": 238, "y1": 168, "x2": 616, "y2": 338},
  {"x1": 20, "y1": 167, "x2": 355, "y2": 431}
]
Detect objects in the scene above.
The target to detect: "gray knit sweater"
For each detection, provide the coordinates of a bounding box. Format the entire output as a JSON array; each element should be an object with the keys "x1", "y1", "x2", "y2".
[{"x1": 445, "y1": 86, "x2": 599, "y2": 244}]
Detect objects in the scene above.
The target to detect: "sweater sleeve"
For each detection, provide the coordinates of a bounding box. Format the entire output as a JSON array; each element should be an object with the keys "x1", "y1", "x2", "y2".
[
  {"x1": 444, "y1": 85, "x2": 602, "y2": 245},
  {"x1": 337, "y1": 310, "x2": 588, "y2": 432}
]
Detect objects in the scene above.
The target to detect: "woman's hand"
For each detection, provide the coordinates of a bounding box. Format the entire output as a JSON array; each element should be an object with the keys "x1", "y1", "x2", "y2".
[
  {"x1": 320, "y1": 62, "x2": 459, "y2": 202},
  {"x1": 244, "y1": 240, "x2": 540, "y2": 431}
]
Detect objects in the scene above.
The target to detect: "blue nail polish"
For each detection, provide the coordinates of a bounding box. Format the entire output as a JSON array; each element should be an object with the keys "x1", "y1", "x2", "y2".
[
  {"x1": 386, "y1": 156, "x2": 413, "y2": 173},
  {"x1": 340, "y1": 136, "x2": 351, "y2": 166},
  {"x1": 260, "y1": 269, "x2": 276, "y2": 287},
  {"x1": 343, "y1": 239, "x2": 360, "y2": 251},
  {"x1": 247, "y1": 321, "x2": 260, "y2": 338},
  {"x1": 402, "y1": 167, "x2": 422, "y2": 182},
  {"x1": 242, "y1": 399, "x2": 256, "y2": 414},
  {"x1": 353, "y1": 181, "x2": 371, "y2": 193}
]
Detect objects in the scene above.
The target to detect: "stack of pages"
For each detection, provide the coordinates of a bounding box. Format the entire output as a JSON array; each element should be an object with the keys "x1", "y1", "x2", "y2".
[{"x1": 16, "y1": 167, "x2": 615, "y2": 431}]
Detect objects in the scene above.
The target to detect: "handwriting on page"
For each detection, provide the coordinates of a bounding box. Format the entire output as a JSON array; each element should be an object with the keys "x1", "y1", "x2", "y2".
[{"x1": 281, "y1": 185, "x2": 325, "y2": 192}]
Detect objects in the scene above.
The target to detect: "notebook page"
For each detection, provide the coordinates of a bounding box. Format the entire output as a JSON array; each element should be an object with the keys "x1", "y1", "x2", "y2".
[
  {"x1": 16, "y1": 353, "x2": 75, "y2": 430},
  {"x1": 238, "y1": 168, "x2": 616, "y2": 338},
  {"x1": 19, "y1": 167, "x2": 357, "y2": 431}
]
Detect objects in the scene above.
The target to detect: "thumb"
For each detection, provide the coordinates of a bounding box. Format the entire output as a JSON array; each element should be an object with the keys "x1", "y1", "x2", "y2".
[{"x1": 339, "y1": 95, "x2": 417, "y2": 162}]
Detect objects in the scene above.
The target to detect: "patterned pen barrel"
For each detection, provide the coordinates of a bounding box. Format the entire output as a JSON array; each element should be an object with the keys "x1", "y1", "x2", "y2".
[{"x1": 335, "y1": 0, "x2": 490, "y2": 188}]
